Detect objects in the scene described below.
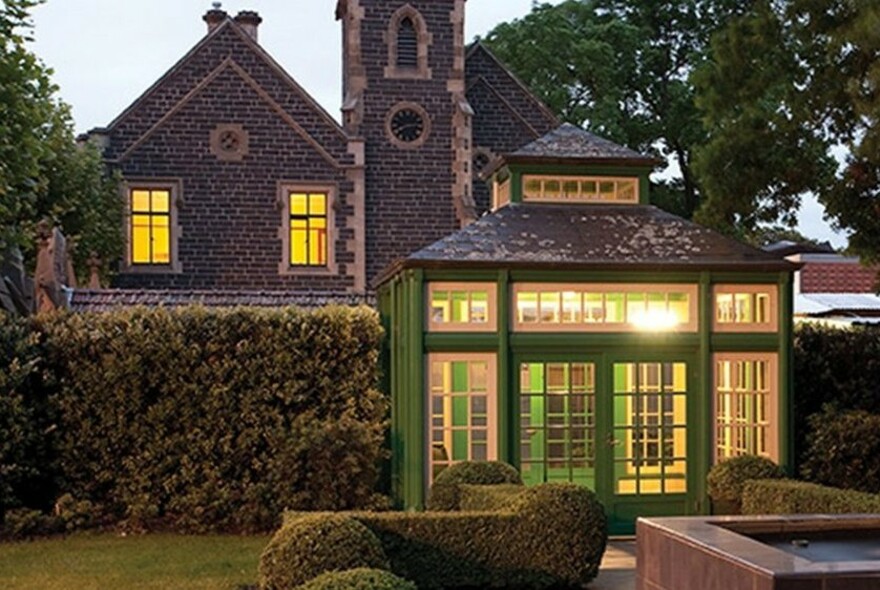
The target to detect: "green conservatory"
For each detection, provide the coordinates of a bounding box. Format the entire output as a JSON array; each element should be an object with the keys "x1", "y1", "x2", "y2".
[{"x1": 377, "y1": 124, "x2": 797, "y2": 534}]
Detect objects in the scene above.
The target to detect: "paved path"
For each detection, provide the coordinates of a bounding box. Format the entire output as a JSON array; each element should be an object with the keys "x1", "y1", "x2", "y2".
[{"x1": 591, "y1": 540, "x2": 636, "y2": 590}]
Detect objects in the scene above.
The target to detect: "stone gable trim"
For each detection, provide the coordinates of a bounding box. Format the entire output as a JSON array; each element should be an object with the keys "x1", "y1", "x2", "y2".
[
  {"x1": 466, "y1": 75, "x2": 544, "y2": 139},
  {"x1": 115, "y1": 57, "x2": 344, "y2": 169},
  {"x1": 101, "y1": 19, "x2": 347, "y2": 145},
  {"x1": 465, "y1": 42, "x2": 560, "y2": 129}
]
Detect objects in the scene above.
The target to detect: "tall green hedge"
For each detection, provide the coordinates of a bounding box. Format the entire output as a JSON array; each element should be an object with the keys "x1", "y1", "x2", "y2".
[
  {"x1": 0, "y1": 314, "x2": 56, "y2": 518},
  {"x1": 742, "y1": 479, "x2": 880, "y2": 515},
  {"x1": 2, "y1": 306, "x2": 387, "y2": 533},
  {"x1": 793, "y1": 324, "x2": 880, "y2": 464}
]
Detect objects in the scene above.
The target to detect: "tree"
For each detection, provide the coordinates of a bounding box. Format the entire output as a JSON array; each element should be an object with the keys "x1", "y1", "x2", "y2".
[
  {"x1": 0, "y1": 0, "x2": 121, "y2": 282},
  {"x1": 483, "y1": 0, "x2": 750, "y2": 219}
]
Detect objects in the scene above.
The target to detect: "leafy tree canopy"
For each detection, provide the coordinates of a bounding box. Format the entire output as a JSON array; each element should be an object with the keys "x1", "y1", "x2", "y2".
[
  {"x1": 482, "y1": 0, "x2": 750, "y2": 220},
  {"x1": 0, "y1": 0, "x2": 121, "y2": 282}
]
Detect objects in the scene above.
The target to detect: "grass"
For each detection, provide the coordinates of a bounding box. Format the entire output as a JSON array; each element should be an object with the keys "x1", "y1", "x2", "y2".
[{"x1": 0, "y1": 533, "x2": 270, "y2": 589}]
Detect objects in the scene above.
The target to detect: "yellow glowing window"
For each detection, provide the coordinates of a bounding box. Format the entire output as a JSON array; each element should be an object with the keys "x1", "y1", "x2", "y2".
[
  {"x1": 714, "y1": 354, "x2": 778, "y2": 461},
  {"x1": 130, "y1": 189, "x2": 171, "y2": 265},
  {"x1": 289, "y1": 192, "x2": 328, "y2": 267},
  {"x1": 713, "y1": 286, "x2": 778, "y2": 332},
  {"x1": 427, "y1": 283, "x2": 497, "y2": 332}
]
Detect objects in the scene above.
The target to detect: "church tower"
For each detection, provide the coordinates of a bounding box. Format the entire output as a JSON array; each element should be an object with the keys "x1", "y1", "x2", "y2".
[{"x1": 337, "y1": 0, "x2": 475, "y2": 280}]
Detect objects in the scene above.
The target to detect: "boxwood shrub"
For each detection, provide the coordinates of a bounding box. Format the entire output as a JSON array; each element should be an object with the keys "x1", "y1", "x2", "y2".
[
  {"x1": 742, "y1": 479, "x2": 880, "y2": 515},
  {"x1": 426, "y1": 460, "x2": 523, "y2": 511},
  {"x1": 258, "y1": 514, "x2": 389, "y2": 590},
  {"x1": 296, "y1": 568, "x2": 416, "y2": 590},
  {"x1": 801, "y1": 407, "x2": 880, "y2": 494},
  {"x1": 707, "y1": 455, "x2": 785, "y2": 512},
  {"x1": 458, "y1": 483, "x2": 524, "y2": 511},
  {"x1": 284, "y1": 482, "x2": 607, "y2": 589},
  {"x1": 7, "y1": 305, "x2": 389, "y2": 533}
]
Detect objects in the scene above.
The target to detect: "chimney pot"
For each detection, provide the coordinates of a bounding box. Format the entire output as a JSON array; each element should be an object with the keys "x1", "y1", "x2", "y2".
[
  {"x1": 234, "y1": 11, "x2": 262, "y2": 42},
  {"x1": 203, "y1": 7, "x2": 227, "y2": 34}
]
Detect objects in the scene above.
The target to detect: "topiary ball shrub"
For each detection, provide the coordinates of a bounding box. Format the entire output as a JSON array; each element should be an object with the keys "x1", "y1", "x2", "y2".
[
  {"x1": 297, "y1": 568, "x2": 416, "y2": 590},
  {"x1": 707, "y1": 455, "x2": 785, "y2": 512},
  {"x1": 508, "y1": 483, "x2": 608, "y2": 587},
  {"x1": 426, "y1": 461, "x2": 523, "y2": 511},
  {"x1": 258, "y1": 514, "x2": 389, "y2": 590},
  {"x1": 801, "y1": 408, "x2": 880, "y2": 494}
]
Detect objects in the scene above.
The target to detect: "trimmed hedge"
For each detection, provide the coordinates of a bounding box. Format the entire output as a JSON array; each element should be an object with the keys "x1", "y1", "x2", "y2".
[
  {"x1": 426, "y1": 461, "x2": 523, "y2": 511},
  {"x1": 707, "y1": 455, "x2": 785, "y2": 512},
  {"x1": 258, "y1": 514, "x2": 389, "y2": 590},
  {"x1": 296, "y1": 568, "x2": 416, "y2": 590},
  {"x1": 742, "y1": 479, "x2": 880, "y2": 515},
  {"x1": 285, "y1": 482, "x2": 607, "y2": 589},
  {"x1": 2, "y1": 306, "x2": 388, "y2": 533},
  {"x1": 801, "y1": 408, "x2": 880, "y2": 494},
  {"x1": 458, "y1": 483, "x2": 524, "y2": 512},
  {"x1": 0, "y1": 314, "x2": 56, "y2": 519},
  {"x1": 793, "y1": 324, "x2": 880, "y2": 465}
]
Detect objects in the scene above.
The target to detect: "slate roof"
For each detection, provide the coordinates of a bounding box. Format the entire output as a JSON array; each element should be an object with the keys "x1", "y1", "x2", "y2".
[
  {"x1": 505, "y1": 123, "x2": 659, "y2": 166},
  {"x1": 376, "y1": 203, "x2": 797, "y2": 285},
  {"x1": 69, "y1": 289, "x2": 374, "y2": 313}
]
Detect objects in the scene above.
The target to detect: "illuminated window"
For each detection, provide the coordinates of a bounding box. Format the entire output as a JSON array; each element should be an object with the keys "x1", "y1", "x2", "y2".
[
  {"x1": 613, "y1": 362, "x2": 688, "y2": 495},
  {"x1": 522, "y1": 175, "x2": 639, "y2": 204},
  {"x1": 513, "y1": 284, "x2": 698, "y2": 332},
  {"x1": 427, "y1": 283, "x2": 497, "y2": 332},
  {"x1": 713, "y1": 285, "x2": 778, "y2": 332},
  {"x1": 130, "y1": 188, "x2": 171, "y2": 265},
  {"x1": 429, "y1": 353, "x2": 497, "y2": 482},
  {"x1": 715, "y1": 354, "x2": 778, "y2": 461},
  {"x1": 289, "y1": 192, "x2": 328, "y2": 267}
]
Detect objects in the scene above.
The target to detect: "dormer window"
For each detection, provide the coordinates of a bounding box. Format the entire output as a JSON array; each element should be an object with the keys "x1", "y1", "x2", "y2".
[{"x1": 397, "y1": 17, "x2": 418, "y2": 68}]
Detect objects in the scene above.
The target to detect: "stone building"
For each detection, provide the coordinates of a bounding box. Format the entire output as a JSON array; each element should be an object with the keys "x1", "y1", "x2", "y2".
[{"x1": 74, "y1": 1, "x2": 557, "y2": 310}]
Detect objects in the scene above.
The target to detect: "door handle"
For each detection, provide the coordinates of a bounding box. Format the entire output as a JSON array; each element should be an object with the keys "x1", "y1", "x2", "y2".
[{"x1": 605, "y1": 433, "x2": 620, "y2": 447}]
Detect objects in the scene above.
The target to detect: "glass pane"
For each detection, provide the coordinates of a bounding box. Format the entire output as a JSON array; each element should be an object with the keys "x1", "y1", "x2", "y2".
[
  {"x1": 309, "y1": 193, "x2": 327, "y2": 216},
  {"x1": 132, "y1": 226, "x2": 151, "y2": 263},
  {"x1": 470, "y1": 363, "x2": 488, "y2": 392},
  {"x1": 734, "y1": 293, "x2": 752, "y2": 323},
  {"x1": 524, "y1": 178, "x2": 542, "y2": 198},
  {"x1": 291, "y1": 228, "x2": 307, "y2": 265},
  {"x1": 584, "y1": 293, "x2": 603, "y2": 323},
  {"x1": 518, "y1": 292, "x2": 538, "y2": 323},
  {"x1": 618, "y1": 180, "x2": 636, "y2": 202},
  {"x1": 562, "y1": 180, "x2": 579, "y2": 199},
  {"x1": 668, "y1": 293, "x2": 689, "y2": 324},
  {"x1": 581, "y1": 180, "x2": 598, "y2": 196},
  {"x1": 470, "y1": 292, "x2": 488, "y2": 323},
  {"x1": 544, "y1": 180, "x2": 561, "y2": 199},
  {"x1": 152, "y1": 226, "x2": 170, "y2": 264},
  {"x1": 540, "y1": 292, "x2": 560, "y2": 323},
  {"x1": 599, "y1": 181, "x2": 615, "y2": 198},
  {"x1": 131, "y1": 190, "x2": 151, "y2": 212},
  {"x1": 151, "y1": 190, "x2": 170, "y2": 213},
  {"x1": 756, "y1": 294, "x2": 770, "y2": 323},
  {"x1": 451, "y1": 292, "x2": 468, "y2": 322},
  {"x1": 431, "y1": 291, "x2": 449, "y2": 323},
  {"x1": 626, "y1": 293, "x2": 646, "y2": 322},
  {"x1": 290, "y1": 193, "x2": 308, "y2": 216},
  {"x1": 562, "y1": 292, "x2": 581, "y2": 323},
  {"x1": 606, "y1": 293, "x2": 624, "y2": 322}
]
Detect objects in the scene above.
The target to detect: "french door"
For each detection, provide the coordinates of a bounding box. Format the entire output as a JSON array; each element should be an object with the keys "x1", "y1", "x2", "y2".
[{"x1": 516, "y1": 354, "x2": 694, "y2": 533}]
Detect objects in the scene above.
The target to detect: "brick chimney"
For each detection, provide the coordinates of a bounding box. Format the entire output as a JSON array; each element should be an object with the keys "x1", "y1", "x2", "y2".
[
  {"x1": 203, "y1": 4, "x2": 227, "y2": 34},
  {"x1": 234, "y1": 11, "x2": 262, "y2": 42}
]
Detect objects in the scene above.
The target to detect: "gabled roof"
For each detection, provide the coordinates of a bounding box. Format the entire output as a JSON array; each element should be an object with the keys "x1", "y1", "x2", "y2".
[
  {"x1": 70, "y1": 289, "x2": 374, "y2": 313},
  {"x1": 375, "y1": 203, "x2": 797, "y2": 285},
  {"x1": 92, "y1": 15, "x2": 349, "y2": 161},
  {"x1": 465, "y1": 41, "x2": 560, "y2": 135}
]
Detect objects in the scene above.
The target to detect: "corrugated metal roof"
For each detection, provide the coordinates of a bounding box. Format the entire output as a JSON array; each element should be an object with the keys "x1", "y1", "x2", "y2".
[
  {"x1": 70, "y1": 289, "x2": 374, "y2": 313},
  {"x1": 796, "y1": 293, "x2": 880, "y2": 314}
]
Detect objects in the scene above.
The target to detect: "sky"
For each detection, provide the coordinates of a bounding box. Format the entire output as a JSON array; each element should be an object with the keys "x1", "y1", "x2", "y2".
[{"x1": 27, "y1": 0, "x2": 847, "y2": 248}]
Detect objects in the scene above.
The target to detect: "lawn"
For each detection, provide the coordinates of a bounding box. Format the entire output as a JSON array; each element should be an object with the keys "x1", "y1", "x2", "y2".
[{"x1": 0, "y1": 533, "x2": 270, "y2": 590}]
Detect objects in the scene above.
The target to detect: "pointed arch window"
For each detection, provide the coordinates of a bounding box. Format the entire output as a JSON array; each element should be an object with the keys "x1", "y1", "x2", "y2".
[
  {"x1": 385, "y1": 5, "x2": 432, "y2": 79},
  {"x1": 397, "y1": 17, "x2": 418, "y2": 68}
]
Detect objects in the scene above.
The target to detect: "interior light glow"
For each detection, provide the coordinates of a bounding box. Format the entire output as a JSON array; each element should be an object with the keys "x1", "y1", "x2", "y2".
[{"x1": 630, "y1": 309, "x2": 679, "y2": 331}]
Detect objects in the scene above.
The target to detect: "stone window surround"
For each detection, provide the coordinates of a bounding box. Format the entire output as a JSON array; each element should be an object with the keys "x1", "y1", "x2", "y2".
[
  {"x1": 712, "y1": 352, "x2": 779, "y2": 463},
  {"x1": 385, "y1": 101, "x2": 431, "y2": 150},
  {"x1": 384, "y1": 4, "x2": 432, "y2": 80},
  {"x1": 277, "y1": 182, "x2": 339, "y2": 277},
  {"x1": 122, "y1": 178, "x2": 183, "y2": 274},
  {"x1": 712, "y1": 284, "x2": 779, "y2": 333}
]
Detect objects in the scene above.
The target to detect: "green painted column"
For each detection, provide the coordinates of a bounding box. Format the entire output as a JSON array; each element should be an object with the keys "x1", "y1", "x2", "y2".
[
  {"x1": 404, "y1": 270, "x2": 425, "y2": 509},
  {"x1": 497, "y1": 270, "x2": 511, "y2": 464},
  {"x1": 778, "y1": 273, "x2": 793, "y2": 474},
  {"x1": 697, "y1": 271, "x2": 712, "y2": 514}
]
